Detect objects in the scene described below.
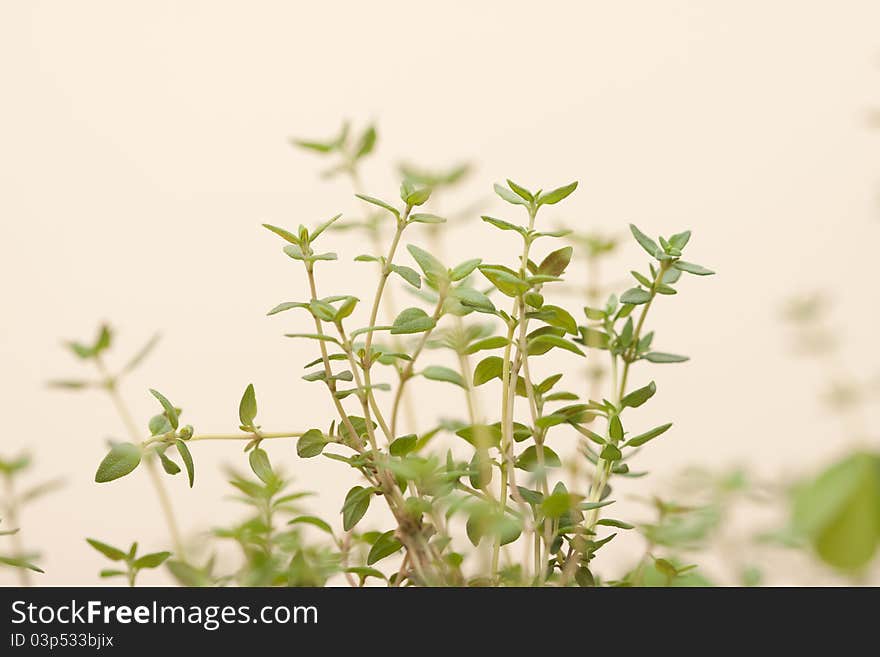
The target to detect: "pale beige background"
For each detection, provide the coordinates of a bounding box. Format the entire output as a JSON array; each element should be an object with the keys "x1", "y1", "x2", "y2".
[{"x1": 1, "y1": 0, "x2": 879, "y2": 584}]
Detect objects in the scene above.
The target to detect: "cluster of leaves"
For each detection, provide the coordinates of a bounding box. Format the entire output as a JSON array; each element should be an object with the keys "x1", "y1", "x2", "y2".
[
  {"x1": 94, "y1": 389, "x2": 194, "y2": 486},
  {"x1": 86, "y1": 538, "x2": 170, "y2": 587}
]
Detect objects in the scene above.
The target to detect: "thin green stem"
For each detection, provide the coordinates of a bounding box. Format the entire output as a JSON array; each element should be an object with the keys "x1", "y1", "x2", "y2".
[
  {"x1": 3, "y1": 476, "x2": 31, "y2": 586},
  {"x1": 334, "y1": 321, "x2": 387, "y2": 450},
  {"x1": 389, "y1": 296, "x2": 445, "y2": 436},
  {"x1": 492, "y1": 321, "x2": 517, "y2": 576},
  {"x1": 305, "y1": 267, "x2": 362, "y2": 446},
  {"x1": 188, "y1": 432, "x2": 302, "y2": 442},
  {"x1": 363, "y1": 213, "x2": 408, "y2": 369}
]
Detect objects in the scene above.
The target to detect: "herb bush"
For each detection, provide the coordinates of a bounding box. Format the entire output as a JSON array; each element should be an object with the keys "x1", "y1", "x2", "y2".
[{"x1": 45, "y1": 124, "x2": 717, "y2": 587}]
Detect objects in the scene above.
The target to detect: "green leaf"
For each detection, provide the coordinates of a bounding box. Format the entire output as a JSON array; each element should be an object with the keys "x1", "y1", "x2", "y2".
[
  {"x1": 284, "y1": 333, "x2": 342, "y2": 345},
  {"x1": 291, "y1": 137, "x2": 335, "y2": 153},
  {"x1": 506, "y1": 179, "x2": 533, "y2": 202},
  {"x1": 389, "y1": 434, "x2": 419, "y2": 457},
  {"x1": 630, "y1": 270, "x2": 653, "y2": 288},
  {"x1": 538, "y1": 246, "x2": 573, "y2": 277},
  {"x1": 453, "y1": 287, "x2": 496, "y2": 313},
  {"x1": 525, "y1": 292, "x2": 544, "y2": 309},
  {"x1": 404, "y1": 187, "x2": 432, "y2": 207},
  {"x1": 86, "y1": 538, "x2": 126, "y2": 561},
  {"x1": 630, "y1": 224, "x2": 660, "y2": 258},
  {"x1": 455, "y1": 424, "x2": 502, "y2": 448},
  {"x1": 297, "y1": 429, "x2": 328, "y2": 458},
  {"x1": 626, "y1": 422, "x2": 673, "y2": 447},
  {"x1": 390, "y1": 264, "x2": 421, "y2": 289},
  {"x1": 355, "y1": 194, "x2": 400, "y2": 218},
  {"x1": 95, "y1": 443, "x2": 141, "y2": 483},
  {"x1": 464, "y1": 336, "x2": 509, "y2": 355},
  {"x1": 578, "y1": 327, "x2": 610, "y2": 350},
  {"x1": 422, "y1": 366, "x2": 465, "y2": 389},
  {"x1": 239, "y1": 383, "x2": 257, "y2": 427},
  {"x1": 309, "y1": 299, "x2": 337, "y2": 322},
  {"x1": 310, "y1": 214, "x2": 343, "y2": 241},
  {"x1": 282, "y1": 244, "x2": 307, "y2": 260},
  {"x1": 335, "y1": 296, "x2": 359, "y2": 320},
  {"x1": 149, "y1": 389, "x2": 179, "y2": 430},
  {"x1": 409, "y1": 212, "x2": 446, "y2": 224},
  {"x1": 644, "y1": 352, "x2": 689, "y2": 363},
  {"x1": 266, "y1": 301, "x2": 309, "y2": 316},
  {"x1": 609, "y1": 415, "x2": 624, "y2": 442},
  {"x1": 620, "y1": 317, "x2": 634, "y2": 347},
  {"x1": 537, "y1": 181, "x2": 578, "y2": 205},
  {"x1": 621, "y1": 381, "x2": 657, "y2": 408},
  {"x1": 262, "y1": 223, "x2": 300, "y2": 245},
  {"x1": 473, "y1": 356, "x2": 503, "y2": 386},
  {"x1": 517, "y1": 487, "x2": 544, "y2": 506},
  {"x1": 600, "y1": 443, "x2": 622, "y2": 461},
  {"x1": 479, "y1": 265, "x2": 530, "y2": 297},
  {"x1": 596, "y1": 518, "x2": 634, "y2": 529},
  {"x1": 450, "y1": 258, "x2": 481, "y2": 281},
  {"x1": 541, "y1": 491, "x2": 575, "y2": 518},
  {"x1": 406, "y1": 245, "x2": 447, "y2": 287},
  {"x1": 121, "y1": 334, "x2": 161, "y2": 374},
  {"x1": 288, "y1": 515, "x2": 334, "y2": 534},
  {"x1": 620, "y1": 288, "x2": 652, "y2": 305},
  {"x1": 342, "y1": 486, "x2": 372, "y2": 532},
  {"x1": 148, "y1": 414, "x2": 172, "y2": 436},
  {"x1": 390, "y1": 307, "x2": 436, "y2": 335},
  {"x1": 579, "y1": 499, "x2": 616, "y2": 511},
  {"x1": 248, "y1": 448, "x2": 274, "y2": 484},
  {"x1": 481, "y1": 215, "x2": 526, "y2": 235},
  {"x1": 528, "y1": 304, "x2": 578, "y2": 335},
  {"x1": 535, "y1": 414, "x2": 567, "y2": 430},
  {"x1": 175, "y1": 440, "x2": 194, "y2": 488},
  {"x1": 515, "y1": 445, "x2": 562, "y2": 471},
  {"x1": 673, "y1": 260, "x2": 715, "y2": 276},
  {"x1": 667, "y1": 230, "x2": 691, "y2": 251},
  {"x1": 493, "y1": 183, "x2": 528, "y2": 206},
  {"x1": 792, "y1": 453, "x2": 880, "y2": 571},
  {"x1": 47, "y1": 379, "x2": 90, "y2": 390},
  {"x1": 133, "y1": 551, "x2": 171, "y2": 569},
  {"x1": 367, "y1": 530, "x2": 403, "y2": 565},
  {"x1": 355, "y1": 124, "x2": 377, "y2": 159},
  {"x1": 158, "y1": 450, "x2": 180, "y2": 475},
  {"x1": 527, "y1": 334, "x2": 584, "y2": 357},
  {"x1": 344, "y1": 566, "x2": 387, "y2": 583}
]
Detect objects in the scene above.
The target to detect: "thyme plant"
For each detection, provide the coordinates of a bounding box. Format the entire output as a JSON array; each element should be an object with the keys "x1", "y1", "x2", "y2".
[{"x1": 53, "y1": 126, "x2": 715, "y2": 586}]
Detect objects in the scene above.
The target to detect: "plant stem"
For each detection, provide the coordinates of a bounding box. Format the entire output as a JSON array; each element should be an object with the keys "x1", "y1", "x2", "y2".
[
  {"x1": 304, "y1": 267, "x2": 363, "y2": 447},
  {"x1": 95, "y1": 358, "x2": 185, "y2": 560},
  {"x1": 3, "y1": 476, "x2": 31, "y2": 586},
  {"x1": 389, "y1": 296, "x2": 445, "y2": 436},
  {"x1": 492, "y1": 320, "x2": 517, "y2": 576},
  {"x1": 334, "y1": 321, "x2": 387, "y2": 450},
  {"x1": 363, "y1": 214, "x2": 407, "y2": 370},
  {"x1": 496, "y1": 207, "x2": 540, "y2": 580},
  {"x1": 187, "y1": 432, "x2": 302, "y2": 442},
  {"x1": 349, "y1": 167, "x2": 420, "y2": 436},
  {"x1": 456, "y1": 347, "x2": 496, "y2": 500}
]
